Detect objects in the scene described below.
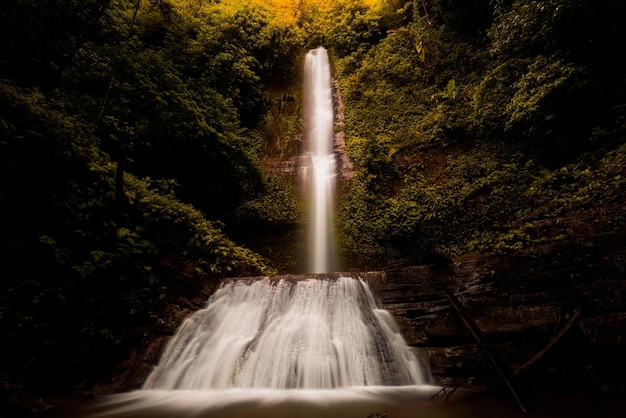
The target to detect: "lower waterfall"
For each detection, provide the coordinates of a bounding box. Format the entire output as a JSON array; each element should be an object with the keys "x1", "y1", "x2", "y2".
[
  {"x1": 142, "y1": 276, "x2": 428, "y2": 390},
  {"x1": 52, "y1": 276, "x2": 441, "y2": 418}
]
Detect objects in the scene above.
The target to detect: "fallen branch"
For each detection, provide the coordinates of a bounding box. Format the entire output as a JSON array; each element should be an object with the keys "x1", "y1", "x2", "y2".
[
  {"x1": 430, "y1": 379, "x2": 467, "y2": 402},
  {"x1": 442, "y1": 287, "x2": 527, "y2": 414},
  {"x1": 514, "y1": 307, "x2": 582, "y2": 377}
]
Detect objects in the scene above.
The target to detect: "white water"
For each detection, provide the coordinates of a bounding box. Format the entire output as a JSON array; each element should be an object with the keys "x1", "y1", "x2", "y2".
[
  {"x1": 143, "y1": 277, "x2": 428, "y2": 390},
  {"x1": 54, "y1": 387, "x2": 444, "y2": 418},
  {"x1": 59, "y1": 276, "x2": 440, "y2": 417},
  {"x1": 304, "y1": 47, "x2": 336, "y2": 274}
]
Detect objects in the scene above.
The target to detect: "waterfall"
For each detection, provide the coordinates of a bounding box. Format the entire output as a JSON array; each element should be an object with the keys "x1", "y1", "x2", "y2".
[
  {"x1": 143, "y1": 277, "x2": 427, "y2": 390},
  {"x1": 140, "y1": 48, "x2": 430, "y2": 394},
  {"x1": 304, "y1": 47, "x2": 336, "y2": 274},
  {"x1": 61, "y1": 47, "x2": 438, "y2": 418}
]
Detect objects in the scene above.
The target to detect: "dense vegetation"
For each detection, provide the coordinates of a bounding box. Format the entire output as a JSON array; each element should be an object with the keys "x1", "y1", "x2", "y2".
[
  {"x1": 1, "y1": 0, "x2": 625, "y2": 413},
  {"x1": 331, "y1": 0, "x2": 626, "y2": 266},
  {"x1": 1, "y1": 0, "x2": 298, "y2": 403}
]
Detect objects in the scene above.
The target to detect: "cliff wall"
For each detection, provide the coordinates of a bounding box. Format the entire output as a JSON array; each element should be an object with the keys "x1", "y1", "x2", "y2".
[{"x1": 363, "y1": 238, "x2": 626, "y2": 397}]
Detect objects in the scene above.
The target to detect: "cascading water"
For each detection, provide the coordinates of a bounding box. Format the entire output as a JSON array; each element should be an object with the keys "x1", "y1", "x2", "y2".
[
  {"x1": 142, "y1": 276, "x2": 427, "y2": 390},
  {"x1": 303, "y1": 47, "x2": 336, "y2": 274}
]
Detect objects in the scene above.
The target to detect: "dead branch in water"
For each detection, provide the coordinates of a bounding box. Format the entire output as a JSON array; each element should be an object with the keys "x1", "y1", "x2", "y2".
[
  {"x1": 514, "y1": 307, "x2": 582, "y2": 377},
  {"x1": 442, "y1": 286, "x2": 528, "y2": 414}
]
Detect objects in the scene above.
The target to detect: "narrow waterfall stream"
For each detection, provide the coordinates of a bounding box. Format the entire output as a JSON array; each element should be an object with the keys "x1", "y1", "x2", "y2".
[{"x1": 304, "y1": 47, "x2": 336, "y2": 274}]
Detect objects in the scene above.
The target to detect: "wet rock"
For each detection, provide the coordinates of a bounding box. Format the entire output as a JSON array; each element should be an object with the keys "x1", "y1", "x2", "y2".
[{"x1": 364, "y1": 240, "x2": 625, "y2": 395}]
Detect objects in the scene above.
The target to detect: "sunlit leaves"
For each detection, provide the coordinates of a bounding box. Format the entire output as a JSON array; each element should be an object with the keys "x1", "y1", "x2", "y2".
[
  {"x1": 505, "y1": 55, "x2": 582, "y2": 132},
  {"x1": 488, "y1": 0, "x2": 565, "y2": 57},
  {"x1": 335, "y1": 0, "x2": 625, "y2": 262},
  {"x1": 235, "y1": 175, "x2": 304, "y2": 225}
]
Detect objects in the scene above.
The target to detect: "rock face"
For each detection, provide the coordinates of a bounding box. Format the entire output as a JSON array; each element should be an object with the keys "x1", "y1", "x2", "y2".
[
  {"x1": 360, "y1": 241, "x2": 626, "y2": 397},
  {"x1": 332, "y1": 78, "x2": 354, "y2": 180}
]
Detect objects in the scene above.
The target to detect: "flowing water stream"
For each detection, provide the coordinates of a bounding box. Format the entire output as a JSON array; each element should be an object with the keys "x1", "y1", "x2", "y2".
[
  {"x1": 52, "y1": 274, "x2": 442, "y2": 418},
  {"x1": 303, "y1": 47, "x2": 336, "y2": 274}
]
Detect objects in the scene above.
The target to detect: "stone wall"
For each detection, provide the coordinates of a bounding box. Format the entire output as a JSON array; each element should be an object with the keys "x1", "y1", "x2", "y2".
[{"x1": 362, "y1": 243, "x2": 626, "y2": 397}]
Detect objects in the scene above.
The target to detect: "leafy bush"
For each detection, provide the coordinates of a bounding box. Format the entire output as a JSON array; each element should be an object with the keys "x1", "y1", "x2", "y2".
[
  {"x1": 0, "y1": 63, "x2": 275, "y2": 388},
  {"x1": 234, "y1": 175, "x2": 304, "y2": 225},
  {"x1": 333, "y1": 0, "x2": 626, "y2": 263}
]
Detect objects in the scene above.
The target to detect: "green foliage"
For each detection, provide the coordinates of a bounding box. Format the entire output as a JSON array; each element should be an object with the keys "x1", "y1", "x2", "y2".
[
  {"x1": 505, "y1": 55, "x2": 583, "y2": 131},
  {"x1": 473, "y1": 54, "x2": 592, "y2": 162},
  {"x1": 488, "y1": 0, "x2": 564, "y2": 57},
  {"x1": 57, "y1": 1, "x2": 282, "y2": 219},
  {"x1": 0, "y1": 0, "x2": 287, "y2": 386},
  {"x1": 526, "y1": 151, "x2": 626, "y2": 217},
  {"x1": 234, "y1": 175, "x2": 304, "y2": 225},
  {"x1": 333, "y1": 0, "x2": 626, "y2": 263},
  {"x1": 324, "y1": 0, "x2": 384, "y2": 57},
  {"x1": 0, "y1": 0, "x2": 110, "y2": 87},
  {"x1": 473, "y1": 58, "x2": 532, "y2": 133}
]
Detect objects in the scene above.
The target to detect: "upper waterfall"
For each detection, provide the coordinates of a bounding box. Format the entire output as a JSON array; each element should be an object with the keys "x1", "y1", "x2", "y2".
[{"x1": 304, "y1": 47, "x2": 336, "y2": 274}]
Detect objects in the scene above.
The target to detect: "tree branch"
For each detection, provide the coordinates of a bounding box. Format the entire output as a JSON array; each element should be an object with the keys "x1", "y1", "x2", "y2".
[{"x1": 514, "y1": 307, "x2": 582, "y2": 377}]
